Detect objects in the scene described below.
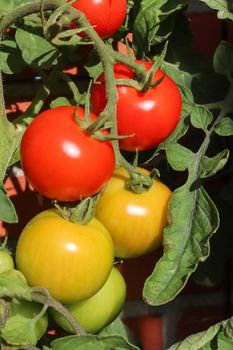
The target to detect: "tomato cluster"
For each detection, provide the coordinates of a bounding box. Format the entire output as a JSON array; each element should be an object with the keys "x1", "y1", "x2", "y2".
[{"x1": 12, "y1": 1, "x2": 181, "y2": 336}]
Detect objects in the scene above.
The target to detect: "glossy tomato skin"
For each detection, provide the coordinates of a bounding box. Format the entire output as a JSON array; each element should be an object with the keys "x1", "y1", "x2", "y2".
[
  {"x1": 95, "y1": 167, "x2": 172, "y2": 258},
  {"x1": 50, "y1": 266, "x2": 126, "y2": 333},
  {"x1": 0, "y1": 250, "x2": 14, "y2": 273},
  {"x1": 71, "y1": 0, "x2": 127, "y2": 39},
  {"x1": 20, "y1": 106, "x2": 115, "y2": 202},
  {"x1": 91, "y1": 61, "x2": 182, "y2": 151},
  {"x1": 15, "y1": 209, "x2": 114, "y2": 303}
]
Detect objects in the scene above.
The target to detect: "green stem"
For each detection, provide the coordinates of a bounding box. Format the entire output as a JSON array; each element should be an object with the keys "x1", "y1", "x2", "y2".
[{"x1": 31, "y1": 287, "x2": 86, "y2": 336}]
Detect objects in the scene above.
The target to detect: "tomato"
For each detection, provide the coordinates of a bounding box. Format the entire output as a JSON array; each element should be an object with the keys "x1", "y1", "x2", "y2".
[
  {"x1": 0, "y1": 249, "x2": 14, "y2": 273},
  {"x1": 2, "y1": 299, "x2": 48, "y2": 344},
  {"x1": 95, "y1": 167, "x2": 172, "y2": 258},
  {"x1": 15, "y1": 209, "x2": 114, "y2": 303},
  {"x1": 20, "y1": 106, "x2": 115, "y2": 202},
  {"x1": 50, "y1": 266, "x2": 126, "y2": 333},
  {"x1": 70, "y1": 0, "x2": 127, "y2": 39},
  {"x1": 90, "y1": 60, "x2": 182, "y2": 151}
]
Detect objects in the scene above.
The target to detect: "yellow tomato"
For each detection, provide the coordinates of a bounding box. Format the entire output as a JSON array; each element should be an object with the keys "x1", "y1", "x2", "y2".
[
  {"x1": 96, "y1": 167, "x2": 172, "y2": 258},
  {"x1": 15, "y1": 209, "x2": 114, "y2": 303}
]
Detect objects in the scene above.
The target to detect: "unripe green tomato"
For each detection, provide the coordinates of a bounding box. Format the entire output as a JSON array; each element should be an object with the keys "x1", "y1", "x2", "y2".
[
  {"x1": 0, "y1": 249, "x2": 14, "y2": 273},
  {"x1": 50, "y1": 266, "x2": 126, "y2": 333}
]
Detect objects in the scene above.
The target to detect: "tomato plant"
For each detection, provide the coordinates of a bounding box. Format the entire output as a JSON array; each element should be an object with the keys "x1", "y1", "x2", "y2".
[
  {"x1": 70, "y1": 0, "x2": 127, "y2": 39},
  {"x1": 95, "y1": 167, "x2": 172, "y2": 258},
  {"x1": 90, "y1": 60, "x2": 182, "y2": 151},
  {"x1": 15, "y1": 209, "x2": 114, "y2": 303},
  {"x1": 1, "y1": 0, "x2": 233, "y2": 349},
  {"x1": 50, "y1": 266, "x2": 126, "y2": 333},
  {"x1": 20, "y1": 106, "x2": 115, "y2": 202},
  {"x1": 0, "y1": 249, "x2": 14, "y2": 273}
]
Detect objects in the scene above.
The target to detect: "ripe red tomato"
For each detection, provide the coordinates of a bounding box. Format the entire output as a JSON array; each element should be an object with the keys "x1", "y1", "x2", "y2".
[
  {"x1": 50, "y1": 266, "x2": 126, "y2": 333},
  {"x1": 96, "y1": 167, "x2": 172, "y2": 258},
  {"x1": 15, "y1": 209, "x2": 114, "y2": 303},
  {"x1": 71, "y1": 0, "x2": 127, "y2": 39},
  {"x1": 91, "y1": 60, "x2": 182, "y2": 151},
  {"x1": 20, "y1": 106, "x2": 115, "y2": 202}
]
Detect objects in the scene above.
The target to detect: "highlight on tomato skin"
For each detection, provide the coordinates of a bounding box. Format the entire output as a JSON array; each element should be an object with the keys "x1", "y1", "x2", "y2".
[
  {"x1": 70, "y1": 0, "x2": 127, "y2": 39},
  {"x1": 50, "y1": 266, "x2": 126, "y2": 334},
  {"x1": 15, "y1": 209, "x2": 115, "y2": 304},
  {"x1": 95, "y1": 167, "x2": 172, "y2": 258},
  {"x1": 20, "y1": 106, "x2": 115, "y2": 202},
  {"x1": 90, "y1": 60, "x2": 182, "y2": 151}
]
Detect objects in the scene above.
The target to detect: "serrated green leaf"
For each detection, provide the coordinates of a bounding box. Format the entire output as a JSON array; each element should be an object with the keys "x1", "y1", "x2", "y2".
[
  {"x1": 51, "y1": 335, "x2": 105, "y2": 350},
  {"x1": 0, "y1": 270, "x2": 31, "y2": 300},
  {"x1": 15, "y1": 26, "x2": 60, "y2": 69},
  {"x1": 162, "y1": 62, "x2": 192, "y2": 88},
  {"x1": 0, "y1": 115, "x2": 19, "y2": 182},
  {"x1": 0, "y1": 183, "x2": 18, "y2": 223},
  {"x1": 190, "y1": 105, "x2": 213, "y2": 132},
  {"x1": 2, "y1": 315, "x2": 38, "y2": 346},
  {"x1": 0, "y1": 40, "x2": 27, "y2": 74},
  {"x1": 50, "y1": 97, "x2": 71, "y2": 108},
  {"x1": 213, "y1": 41, "x2": 233, "y2": 78},
  {"x1": 98, "y1": 319, "x2": 140, "y2": 349},
  {"x1": 168, "y1": 318, "x2": 233, "y2": 350},
  {"x1": 132, "y1": 0, "x2": 188, "y2": 57},
  {"x1": 166, "y1": 143, "x2": 195, "y2": 171},
  {"x1": 143, "y1": 181, "x2": 219, "y2": 305},
  {"x1": 0, "y1": 0, "x2": 26, "y2": 16},
  {"x1": 200, "y1": 149, "x2": 229, "y2": 178},
  {"x1": 214, "y1": 117, "x2": 233, "y2": 136},
  {"x1": 200, "y1": 0, "x2": 233, "y2": 21},
  {"x1": 51, "y1": 334, "x2": 140, "y2": 350}
]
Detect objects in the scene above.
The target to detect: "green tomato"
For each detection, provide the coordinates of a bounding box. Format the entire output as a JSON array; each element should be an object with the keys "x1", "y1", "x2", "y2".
[
  {"x1": 0, "y1": 249, "x2": 14, "y2": 273},
  {"x1": 50, "y1": 266, "x2": 126, "y2": 333}
]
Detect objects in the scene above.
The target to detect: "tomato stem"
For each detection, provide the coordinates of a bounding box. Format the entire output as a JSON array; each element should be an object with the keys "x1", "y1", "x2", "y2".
[{"x1": 31, "y1": 287, "x2": 86, "y2": 335}]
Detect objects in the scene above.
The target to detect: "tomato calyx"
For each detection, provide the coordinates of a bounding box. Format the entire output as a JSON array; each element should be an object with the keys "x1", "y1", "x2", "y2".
[
  {"x1": 126, "y1": 168, "x2": 160, "y2": 194},
  {"x1": 53, "y1": 195, "x2": 99, "y2": 225}
]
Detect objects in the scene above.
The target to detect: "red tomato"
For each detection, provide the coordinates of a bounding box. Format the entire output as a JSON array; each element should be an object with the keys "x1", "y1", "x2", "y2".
[
  {"x1": 70, "y1": 0, "x2": 127, "y2": 39},
  {"x1": 20, "y1": 106, "x2": 115, "y2": 201},
  {"x1": 90, "y1": 61, "x2": 182, "y2": 151}
]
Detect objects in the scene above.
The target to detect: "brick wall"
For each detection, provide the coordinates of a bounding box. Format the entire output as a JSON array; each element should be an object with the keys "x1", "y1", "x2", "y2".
[{"x1": 2, "y1": 1, "x2": 233, "y2": 349}]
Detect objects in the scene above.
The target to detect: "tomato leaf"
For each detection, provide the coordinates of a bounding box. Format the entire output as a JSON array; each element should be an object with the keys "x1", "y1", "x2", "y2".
[
  {"x1": 1, "y1": 315, "x2": 39, "y2": 346},
  {"x1": 213, "y1": 41, "x2": 233, "y2": 78},
  {"x1": 199, "y1": 0, "x2": 233, "y2": 21},
  {"x1": 0, "y1": 270, "x2": 31, "y2": 300},
  {"x1": 166, "y1": 143, "x2": 195, "y2": 171},
  {"x1": 168, "y1": 317, "x2": 233, "y2": 350},
  {"x1": 132, "y1": 0, "x2": 188, "y2": 57},
  {"x1": 50, "y1": 97, "x2": 71, "y2": 108},
  {"x1": 98, "y1": 318, "x2": 140, "y2": 348},
  {"x1": 50, "y1": 334, "x2": 140, "y2": 350},
  {"x1": 15, "y1": 25, "x2": 61, "y2": 70},
  {"x1": 190, "y1": 105, "x2": 213, "y2": 132},
  {"x1": 0, "y1": 183, "x2": 18, "y2": 223},
  {"x1": 214, "y1": 117, "x2": 233, "y2": 136},
  {"x1": 200, "y1": 149, "x2": 230, "y2": 178},
  {"x1": 0, "y1": 40, "x2": 27, "y2": 74},
  {"x1": 0, "y1": 0, "x2": 27, "y2": 16},
  {"x1": 143, "y1": 179, "x2": 219, "y2": 305}
]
